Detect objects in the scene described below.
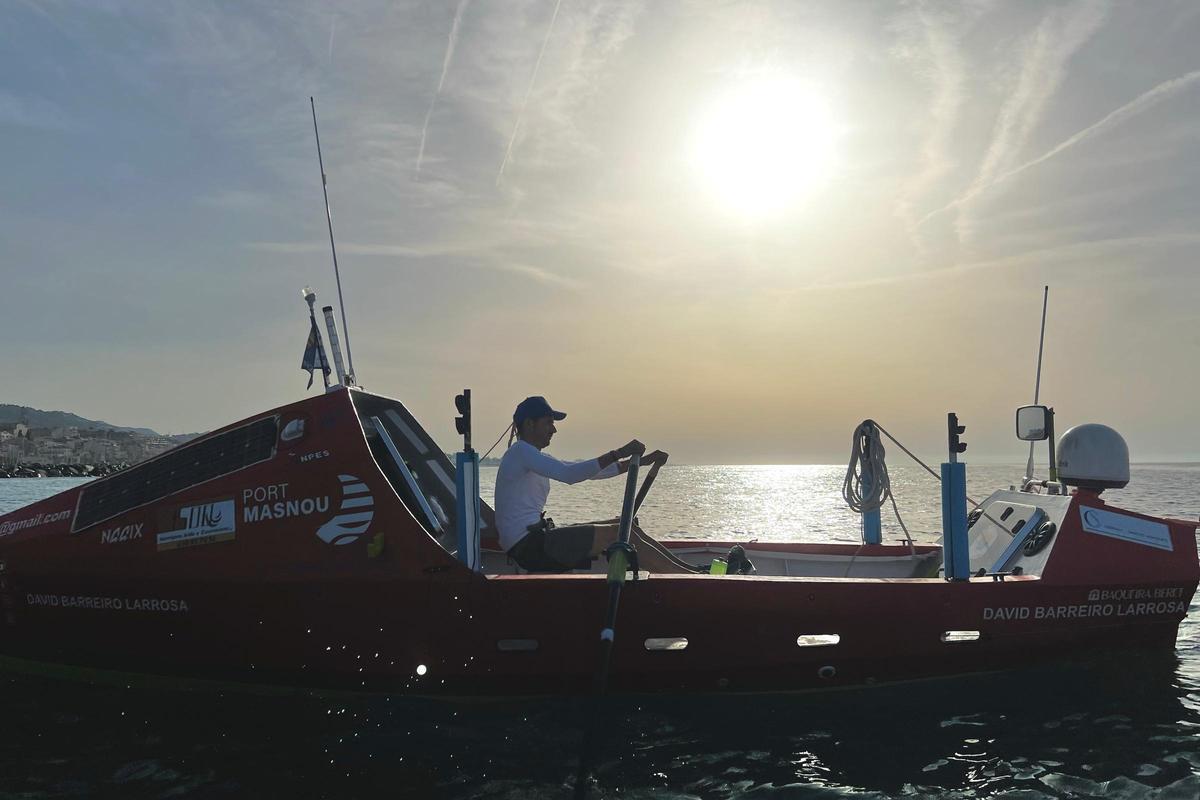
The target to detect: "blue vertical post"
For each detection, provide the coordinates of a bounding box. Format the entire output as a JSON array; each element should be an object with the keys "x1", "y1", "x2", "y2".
[
  {"x1": 942, "y1": 412, "x2": 970, "y2": 580},
  {"x1": 941, "y1": 463, "x2": 969, "y2": 579},
  {"x1": 455, "y1": 450, "x2": 481, "y2": 572},
  {"x1": 453, "y1": 389, "x2": 481, "y2": 572},
  {"x1": 861, "y1": 425, "x2": 882, "y2": 545}
]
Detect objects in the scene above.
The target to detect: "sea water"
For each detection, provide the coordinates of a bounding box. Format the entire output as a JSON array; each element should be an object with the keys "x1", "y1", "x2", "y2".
[{"x1": 1, "y1": 465, "x2": 1197, "y2": 798}]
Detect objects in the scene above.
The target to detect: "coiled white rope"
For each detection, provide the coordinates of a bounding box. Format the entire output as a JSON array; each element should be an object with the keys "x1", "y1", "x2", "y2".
[
  {"x1": 842, "y1": 419, "x2": 1008, "y2": 550},
  {"x1": 842, "y1": 420, "x2": 890, "y2": 514},
  {"x1": 842, "y1": 420, "x2": 915, "y2": 547}
]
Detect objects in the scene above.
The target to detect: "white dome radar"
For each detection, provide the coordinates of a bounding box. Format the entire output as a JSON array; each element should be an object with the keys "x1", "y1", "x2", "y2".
[{"x1": 1056, "y1": 424, "x2": 1129, "y2": 490}]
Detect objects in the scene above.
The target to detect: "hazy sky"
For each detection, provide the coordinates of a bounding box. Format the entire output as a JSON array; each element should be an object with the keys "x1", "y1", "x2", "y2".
[{"x1": 2, "y1": 0, "x2": 1198, "y2": 464}]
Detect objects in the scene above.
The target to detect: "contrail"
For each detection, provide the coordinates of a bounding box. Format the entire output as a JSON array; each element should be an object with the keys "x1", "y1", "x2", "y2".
[
  {"x1": 988, "y1": 68, "x2": 1200, "y2": 189},
  {"x1": 496, "y1": 0, "x2": 563, "y2": 186},
  {"x1": 968, "y1": 2, "x2": 1107, "y2": 201},
  {"x1": 328, "y1": 14, "x2": 336, "y2": 65},
  {"x1": 946, "y1": 0, "x2": 1108, "y2": 246},
  {"x1": 415, "y1": 0, "x2": 472, "y2": 179},
  {"x1": 917, "y1": 68, "x2": 1200, "y2": 227}
]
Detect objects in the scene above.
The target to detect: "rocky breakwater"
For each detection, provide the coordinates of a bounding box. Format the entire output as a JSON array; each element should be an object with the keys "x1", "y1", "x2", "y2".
[{"x1": 0, "y1": 463, "x2": 128, "y2": 479}]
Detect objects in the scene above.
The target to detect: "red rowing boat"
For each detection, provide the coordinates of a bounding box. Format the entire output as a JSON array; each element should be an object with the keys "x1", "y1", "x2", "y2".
[{"x1": 0, "y1": 385, "x2": 1195, "y2": 696}]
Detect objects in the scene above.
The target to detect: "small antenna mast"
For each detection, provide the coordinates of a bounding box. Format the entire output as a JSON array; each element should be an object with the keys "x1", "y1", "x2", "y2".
[
  {"x1": 310, "y1": 97, "x2": 356, "y2": 385},
  {"x1": 1024, "y1": 286, "x2": 1049, "y2": 484}
]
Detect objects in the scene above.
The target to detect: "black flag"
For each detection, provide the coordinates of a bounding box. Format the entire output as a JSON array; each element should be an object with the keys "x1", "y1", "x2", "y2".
[{"x1": 302, "y1": 317, "x2": 330, "y2": 389}]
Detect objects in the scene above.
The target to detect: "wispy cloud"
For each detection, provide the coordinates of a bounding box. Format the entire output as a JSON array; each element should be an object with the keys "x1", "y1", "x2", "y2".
[
  {"x1": 986, "y1": 69, "x2": 1200, "y2": 191},
  {"x1": 415, "y1": 0, "x2": 472, "y2": 179},
  {"x1": 516, "y1": 1, "x2": 643, "y2": 172},
  {"x1": 919, "y1": 67, "x2": 1200, "y2": 231},
  {"x1": 247, "y1": 237, "x2": 582, "y2": 289},
  {"x1": 891, "y1": 3, "x2": 980, "y2": 255},
  {"x1": 497, "y1": 261, "x2": 583, "y2": 288},
  {"x1": 496, "y1": 0, "x2": 564, "y2": 186},
  {"x1": 0, "y1": 90, "x2": 75, "y2": 131},
  {"x1": 944, "y1": 0, "x2": 1109, "y2": 245},
  {"x1": 327, "y1": 13, "x2": 336, "y2": 65},
  {"x1": 249, "y1": 240, "x2": 465, "y2": 258},
  {"x1": 768, "y1": 231, "x2": 1200, "y2": 296}
]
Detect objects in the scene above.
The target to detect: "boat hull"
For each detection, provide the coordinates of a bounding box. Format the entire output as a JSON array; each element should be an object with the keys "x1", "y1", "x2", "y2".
[
  {"x1": 0, "y1": 388, "x2": 1196, "y2": 696},
  {"x1": 0, "y1": 569, "x2": 1191, "y2": 695}
]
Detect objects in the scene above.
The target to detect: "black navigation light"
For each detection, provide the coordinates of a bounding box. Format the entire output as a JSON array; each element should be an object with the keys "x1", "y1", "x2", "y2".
[
  {"x1": 454, "y1": 389, "x2": 472, "y2": 450},
  {"x1": 947, "y1": 412, "x2": 967, "y2": 459}
]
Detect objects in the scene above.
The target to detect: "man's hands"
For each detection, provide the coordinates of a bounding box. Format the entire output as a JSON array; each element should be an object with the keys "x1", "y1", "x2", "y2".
[
  {"x1": 617, "y1": 442, "x2": 668, "y2": 465},
  {"x1": 603, "y1": 441, "x2": 667, "y2": 472},
  {"x1": 617, "y1": 439, "x2": 646, "y2": 458},
  {"x1": 642, "y1": 449, "x2": 668, "y2": 466}
]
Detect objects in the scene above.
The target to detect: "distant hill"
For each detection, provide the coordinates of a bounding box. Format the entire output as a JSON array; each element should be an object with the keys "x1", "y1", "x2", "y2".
[{"x1": 0, "y1": 404, "x2": 159, "y2": 437}]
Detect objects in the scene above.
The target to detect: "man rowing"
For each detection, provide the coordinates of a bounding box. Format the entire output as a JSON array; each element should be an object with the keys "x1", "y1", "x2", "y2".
[{"x1": 494, "y1": 395, "x2": 703, "y2": 574}]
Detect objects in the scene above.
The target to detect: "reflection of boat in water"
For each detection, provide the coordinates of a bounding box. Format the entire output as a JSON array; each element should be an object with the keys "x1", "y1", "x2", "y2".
[{"x1": 0, "y1": 366, "x2": 1195, "y2": 695}]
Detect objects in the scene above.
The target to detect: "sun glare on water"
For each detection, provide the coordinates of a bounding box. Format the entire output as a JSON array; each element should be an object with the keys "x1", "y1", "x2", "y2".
[{"x1": 689, "y1": 76, "x2": 839, "y2": 219}]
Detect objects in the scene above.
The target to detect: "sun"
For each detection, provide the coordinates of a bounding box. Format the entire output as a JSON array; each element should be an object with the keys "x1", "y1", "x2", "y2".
[{"x1": 689, "y1": 76, "x2": 839, "y2": 219}]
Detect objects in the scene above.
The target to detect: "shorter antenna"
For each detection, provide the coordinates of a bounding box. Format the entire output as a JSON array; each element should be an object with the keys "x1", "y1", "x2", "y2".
[
  {"x1": 311, "y1": 97, "x2": 356, "y2": 386},
  {"x1": 323, "y1": 305, "x2": 348, "y2": 386}
]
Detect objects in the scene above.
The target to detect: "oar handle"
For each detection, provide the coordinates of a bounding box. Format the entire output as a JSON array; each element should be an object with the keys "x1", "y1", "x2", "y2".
[{"x1": 632, "y1": 452, "x2": 667, "y2": 518}]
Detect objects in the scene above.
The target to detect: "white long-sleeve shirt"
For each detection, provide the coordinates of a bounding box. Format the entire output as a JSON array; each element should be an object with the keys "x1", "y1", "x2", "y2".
[{"x1": 494, "y1": 440, "x2": 619, "y2": 550}]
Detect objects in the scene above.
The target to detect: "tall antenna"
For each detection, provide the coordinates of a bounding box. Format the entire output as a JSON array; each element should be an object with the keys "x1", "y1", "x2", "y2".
[
  {"x1": 1024, "y1": 286, "x2": 1049, "y2": 483},
  {"x1": 310, "y1": 97, "x2": 357, "y2": 386}
]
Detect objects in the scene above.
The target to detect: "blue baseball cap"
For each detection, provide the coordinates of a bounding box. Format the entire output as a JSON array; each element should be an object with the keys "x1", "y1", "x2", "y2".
[{"x1": 513, "y1": 396, "x2": 566, "y2": 426}]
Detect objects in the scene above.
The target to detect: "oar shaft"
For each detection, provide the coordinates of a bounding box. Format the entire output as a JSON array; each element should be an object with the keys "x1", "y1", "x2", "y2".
[
  {"x1": 616, "y1": 453, "x2": 641, "y2": 545},
  {"x1": 574, "y1": 453, "x2": 641, "y2": 798}
]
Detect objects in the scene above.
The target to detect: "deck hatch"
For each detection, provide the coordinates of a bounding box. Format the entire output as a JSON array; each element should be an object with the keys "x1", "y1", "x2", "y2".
[{"x1": 72, "y1": 416, "x2": 278, "y2": 532}]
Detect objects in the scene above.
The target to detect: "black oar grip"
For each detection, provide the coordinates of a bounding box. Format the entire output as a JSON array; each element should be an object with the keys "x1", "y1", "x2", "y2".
[{"x1": 632, "y1": 452, "x2": 667, "y2": 518}]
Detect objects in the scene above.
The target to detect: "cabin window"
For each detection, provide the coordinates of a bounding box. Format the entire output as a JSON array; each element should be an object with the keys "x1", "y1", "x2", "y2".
[
  {"x1": 796, "y1": 634, "x2": 841, "y2": 647},
  {"x1": 73, "y1": 416, "x2": 278, "y2": 532},
  {"x1": 351, "y1": 392, "x2": 489, "y2": 552},
  {"x1": 644, "y1": 637, "x2": 689, "y2": 651},
  {"x1": 941, "y1": 630, "x2": 981, "y2": 643}
]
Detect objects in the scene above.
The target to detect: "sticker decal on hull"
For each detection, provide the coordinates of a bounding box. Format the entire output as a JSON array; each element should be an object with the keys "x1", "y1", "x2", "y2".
[
  {"x1": 1080, "y1": 507, "x2": 1173, "y2": 552},
  {"x1": 242, "y1": 482, "x2": 330, "y2": 523},
  {"x1": 158, "y1": 500, "x2": 236, "y2": 551},
  {"x1": 316, "y1": 474, "x2": 375, "y2": 545},
  {"x1": 1, "y1": 509, "x2": 73, "y2": 537},
  {"x1": 100, "y1": 523, "x2": 144, "y2": 544},
  {"x1": 26, "y1": 593, "x2": 190, "y2": 612}
]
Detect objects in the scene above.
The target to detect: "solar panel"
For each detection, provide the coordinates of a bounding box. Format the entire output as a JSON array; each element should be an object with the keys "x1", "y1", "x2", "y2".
[{"x1": 73, "y1": 416, "x2": 278, "y2": 532}]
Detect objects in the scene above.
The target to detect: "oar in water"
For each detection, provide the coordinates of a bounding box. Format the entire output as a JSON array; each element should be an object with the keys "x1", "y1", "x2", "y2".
[{"x1": 574, "y1": 452, "x2": 641, "y2": 798}]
